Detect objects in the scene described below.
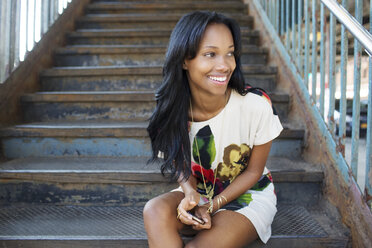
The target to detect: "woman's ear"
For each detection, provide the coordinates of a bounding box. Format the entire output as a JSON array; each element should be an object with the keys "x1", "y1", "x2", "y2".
[{"x1": 182, "y1": 61, "x2": 188, "y2": 70}]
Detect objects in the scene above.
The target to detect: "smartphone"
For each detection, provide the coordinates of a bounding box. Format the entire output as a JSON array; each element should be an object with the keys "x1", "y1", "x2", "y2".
[{"x1": 188, "y1": 212, "x2": 205, "y2": 225}]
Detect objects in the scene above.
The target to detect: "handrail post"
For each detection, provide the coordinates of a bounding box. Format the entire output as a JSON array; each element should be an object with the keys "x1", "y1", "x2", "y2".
[
  {"x1": 297, "y1": 0, "x2": 302, "y2": 75},
  {"x1": 9, "y1": 0, "x2": 21, "y2": 74},
  {"x1": 291, "y1": 0, "x2": 296, "y2": 58},
  {"x1": 0, "y1": 0, "x2": 11, "y2": 83},
  {"x1": 351, "y1": 0, "x2": 363, "y2": 178},
  {"x1": 328, "y1": 12, "x2": 336, "y2": 134},
  {"x1": 365, "y1": 0, "x2": 372, "y2": 206},
  {"x1": 304, "y1": 0, "x2": 310, "y2": 89},
  {"x1": 338, "y1": 0, "x2": 348, "y2": 157},
  {"x1": 319, "y1": 2, "x2": 326, "y2": 118},
  {"x1": 311, "y1": 0, "x2": 317, "y2": 102}
]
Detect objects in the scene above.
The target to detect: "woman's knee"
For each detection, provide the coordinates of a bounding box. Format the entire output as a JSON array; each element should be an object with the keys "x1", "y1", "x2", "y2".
[
  {"x1": 184, "y1": 241, "x2": 198, "y2": 248},
  {"x1": 143, "y1": 195, "x2": 176, "y2": 225}
]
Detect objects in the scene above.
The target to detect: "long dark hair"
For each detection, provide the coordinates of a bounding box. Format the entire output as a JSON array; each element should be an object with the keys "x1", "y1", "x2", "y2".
[{"x1": 147, "y1": 11, "x2": 246, "y2": 181}]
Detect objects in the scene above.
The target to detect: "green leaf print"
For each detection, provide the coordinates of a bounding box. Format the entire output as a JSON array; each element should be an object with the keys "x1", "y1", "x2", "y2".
[
  {"x1": 192, "y1": 125, "x2": 216, "y2": 170},
  {"x1": 237, "y1": 193, "x2": 253, "y2": 206}
]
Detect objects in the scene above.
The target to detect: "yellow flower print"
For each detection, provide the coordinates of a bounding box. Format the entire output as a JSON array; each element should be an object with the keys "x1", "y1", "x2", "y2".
[{"x1": 216, "y1": 143, "x2": 251, "y2": 182}]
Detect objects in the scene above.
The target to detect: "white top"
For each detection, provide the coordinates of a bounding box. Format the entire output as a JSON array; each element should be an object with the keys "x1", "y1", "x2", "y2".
[
  {"x1": 182, "y1": 89, "x2": 283, "y2": 243},
  {"x1": 189, "y1": 89, "x2": 283, "y2": 188}
]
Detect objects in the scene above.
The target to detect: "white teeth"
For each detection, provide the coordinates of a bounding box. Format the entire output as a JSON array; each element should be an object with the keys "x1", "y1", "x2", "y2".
[{"x1": 209, "y1": 76, "x2": 227, "y2": 82}]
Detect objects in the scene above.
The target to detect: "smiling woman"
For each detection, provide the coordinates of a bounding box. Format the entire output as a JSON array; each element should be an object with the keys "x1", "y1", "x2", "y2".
[
  {"x1": 144, "y1": 11, "x2": 283, "y2": 248},
  {"x1": 183, "y1": 23, "x2": 236, "y2": 121}
]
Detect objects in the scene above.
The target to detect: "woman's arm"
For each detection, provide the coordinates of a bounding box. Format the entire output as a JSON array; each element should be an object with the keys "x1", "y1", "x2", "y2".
[{"x1": 210, "y1": 141, "x2": 273, "y2": 213}]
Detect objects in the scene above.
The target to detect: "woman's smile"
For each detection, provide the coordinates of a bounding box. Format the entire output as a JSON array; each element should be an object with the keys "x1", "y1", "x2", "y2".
[{"x1": 207, "y1": 75, "x2": 229, "y2": 85}]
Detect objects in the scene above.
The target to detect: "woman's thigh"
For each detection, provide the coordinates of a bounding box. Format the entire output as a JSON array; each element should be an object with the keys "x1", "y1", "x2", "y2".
[{"x1": 186, "y1": 210, "x2": 258, "y2": 248}]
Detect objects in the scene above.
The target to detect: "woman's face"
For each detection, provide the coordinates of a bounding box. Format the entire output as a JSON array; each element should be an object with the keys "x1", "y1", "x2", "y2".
[{"x1": 183, "y1": 23, "x2": 236, "y2": 98}]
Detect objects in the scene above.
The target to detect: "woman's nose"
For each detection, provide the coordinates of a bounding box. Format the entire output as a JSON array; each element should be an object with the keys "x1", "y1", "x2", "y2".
[{"x1": 215, "y1": 56, "x2": 230, "y2": 72}]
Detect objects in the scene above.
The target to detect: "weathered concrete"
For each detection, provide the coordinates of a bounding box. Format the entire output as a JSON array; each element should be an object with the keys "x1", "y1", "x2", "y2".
[
  {"x1": 67, "y1": 28, "x2": 260, "y2": 46},
  {"x1": 76, "y1": 14, "x2": 254, "y2": 30},
  {"x1": 85, "y1": 2, "x2": 248, "y2": 14}
]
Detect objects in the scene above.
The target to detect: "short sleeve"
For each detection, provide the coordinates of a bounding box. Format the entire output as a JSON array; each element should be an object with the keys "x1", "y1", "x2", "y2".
[{"x1": 244, "y1": 92, "x2": 283, "y2": 146}]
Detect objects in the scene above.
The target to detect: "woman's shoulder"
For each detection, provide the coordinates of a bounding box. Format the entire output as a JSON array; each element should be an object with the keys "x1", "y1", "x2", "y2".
[{"x1": 232, "y1": 87, "x2": 273, "y2": 110}]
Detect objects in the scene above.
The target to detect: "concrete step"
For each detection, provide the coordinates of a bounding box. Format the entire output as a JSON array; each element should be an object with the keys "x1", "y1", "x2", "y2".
[
  {"x1": 67, "y1": 28, "x2": 260, "y2": 45},
  {"x1": 20, "y1": 91, "x2": 155, "y2": 122},
  {"x1": 54, "y1": 45, "x2": 268, "y2": 66},
  {"x1": 0, "y1": 156, "x2": 320, "y2": 205},
  {"x1": 75, "y1": 13, "x2": 253, "y2": 29},
  {"x1": 85, "y1": 2, "x2": 248, "y2": 14},
  {"x1": 92, "y1": 0, "x2": 241, "y2": 1},
  {"x1": 40, "y1": 65, "x2": 277, "y2": 93},
  {"x1": 0, "y1": 121, "x2": 303, "y2": 159},
  {"x1": 0, "y1": 204, "x2": 350, "y2": 247},
  {"x1": 19, "y1": 90, "x2": 289, "y2": 122}
]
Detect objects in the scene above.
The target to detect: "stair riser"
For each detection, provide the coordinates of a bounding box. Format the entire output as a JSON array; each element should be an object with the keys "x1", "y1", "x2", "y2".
[
  {"x1": 0, "y1": 181, "x2": 319, "y2": 206},
  {"x1": 42, "y1": 75, "x2": 163, "y2": 91},
  {"x1": 22, "y1": 100, "x2": 287, "y2": 122},
  {"x1": 0, "y1": 181, "x2": 172, "y2": 206},
  {"x1": 1, "y1": 138, "x2": 301, "y2": 159},
  {"x1": 22, "y1": 102, "x2": 156, "y2": 122},
  {"x1": 41, "y1": 75, "x2": 276, "y2": 93},
  {"x1": 76, "y1": 19, "x2": 253, "y2": 30},
  {"x1": 54, "y1": 53, "x2": 267, "y2": 67},
  {"x1": 67, "y1": 36, "x2": 259, "y2": 46},
  {"x1": 85, "y1": 8, "x2": 247, "y2": 15}
]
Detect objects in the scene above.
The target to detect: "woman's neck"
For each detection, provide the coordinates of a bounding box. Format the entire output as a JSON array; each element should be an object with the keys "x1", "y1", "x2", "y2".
[{"x1": 190, "y1": 88, "x2": 231, "y2": 122}]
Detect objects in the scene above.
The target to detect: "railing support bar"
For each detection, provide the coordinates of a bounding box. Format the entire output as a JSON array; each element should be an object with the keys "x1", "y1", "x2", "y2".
[
  {"x1": 338, "y1": 0, "x2": 348, "y2": 157},
  {"x1": 328, "y1": 13, "x2": 336, "y2": 134},
  {"x1": 319, "y1": 3, "x2": 326, "y2": 117},
  {"x1": 297, "y1": 0, "x2": 302, "y2": 75},
  {"x1": 351, "y1": 0, "x2": 363, "y2": 178},
  {"x1": 304, "y1": 0, "x2": 310, "y2": 88},
  {"x1": 311, "y1": 0, "x2": 317, "y2": 102},
  {"x1": 365, "y1": 0, "x2": 372, "y2": 205}
]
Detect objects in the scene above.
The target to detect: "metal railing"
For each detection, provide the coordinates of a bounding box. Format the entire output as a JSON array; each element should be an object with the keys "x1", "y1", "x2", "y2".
[
  {"x1": 0, "y1": 0, "x2": 72, "y2": 84},
  {"x1": 252, "y1": 0, "x2": 372, "y2": 205}
]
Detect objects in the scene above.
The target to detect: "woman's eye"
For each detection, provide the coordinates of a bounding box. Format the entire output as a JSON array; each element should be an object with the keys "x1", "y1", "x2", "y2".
[
  {"x1": 227, "y1": 51, "x2": 235, "y2": 57},
  {"x1": 205, "y1": 52, "x2": 215, "y2": 57}
]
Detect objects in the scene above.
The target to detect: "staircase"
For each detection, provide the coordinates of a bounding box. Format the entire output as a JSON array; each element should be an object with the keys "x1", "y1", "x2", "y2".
[{"x1": 0, "y1": 0, "x2": 351, "y2": 247}]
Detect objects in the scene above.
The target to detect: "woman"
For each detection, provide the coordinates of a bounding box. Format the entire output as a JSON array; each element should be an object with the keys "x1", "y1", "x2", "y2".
[{"x1": 144, "y1": 11, "x2": 283, "y2": 248}]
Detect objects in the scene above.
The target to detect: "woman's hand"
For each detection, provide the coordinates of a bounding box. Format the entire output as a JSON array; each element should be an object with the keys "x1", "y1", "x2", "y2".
[
  {"x1": 176, "y1": 189, "x2": 200, "y2": 225},
  {"x1": 191, "y1": 205, "x2": 212, "y2": 230}
]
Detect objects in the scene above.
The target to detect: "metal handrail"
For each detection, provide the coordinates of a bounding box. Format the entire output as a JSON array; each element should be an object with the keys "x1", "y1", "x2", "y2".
[
  {"x1": 321, "y1": 0, "x2": 372, "y2": 57},
  {"x1": 0, "y1": 0, "x2": 71, "y2": 84},
  {"x1": 251, "y1": 0, "x2": 372, "y2": 205}
]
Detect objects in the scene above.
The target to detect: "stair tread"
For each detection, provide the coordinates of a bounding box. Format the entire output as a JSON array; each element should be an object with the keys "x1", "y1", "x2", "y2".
[
  {"x1": 55, "y1": 45, "x2": 267, "y2": 54},
  {"x1": 88, "y1": 1, "x2": 246, "y2": 6},
  {"x1": 78, "y1": 13, "x2": 252, "y2": 22},
  {"x1": 41, "y1": 64, "x2": 278, "y2": 76},
  {"x1": 20, "y1": 90, "x2": 288, "y2": 102},
  {"x1": 0, "y1": 121, "x2": 304, "y2": 139},
  {"x1": 0, "y1": 156, "x2": 321, "y2": 178},
  {"x1": 0, "y1": 156, "x2": 323, "y2": 183},
  {"x1": 86, "y1": 1, "x2": 246, "y2": 9},
  {"x1": 0, "y1": 204, "x2": 348, "y2": 246},
  {"x1": 68, "y1": 27, "x2": 259, "y2": 37}
]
